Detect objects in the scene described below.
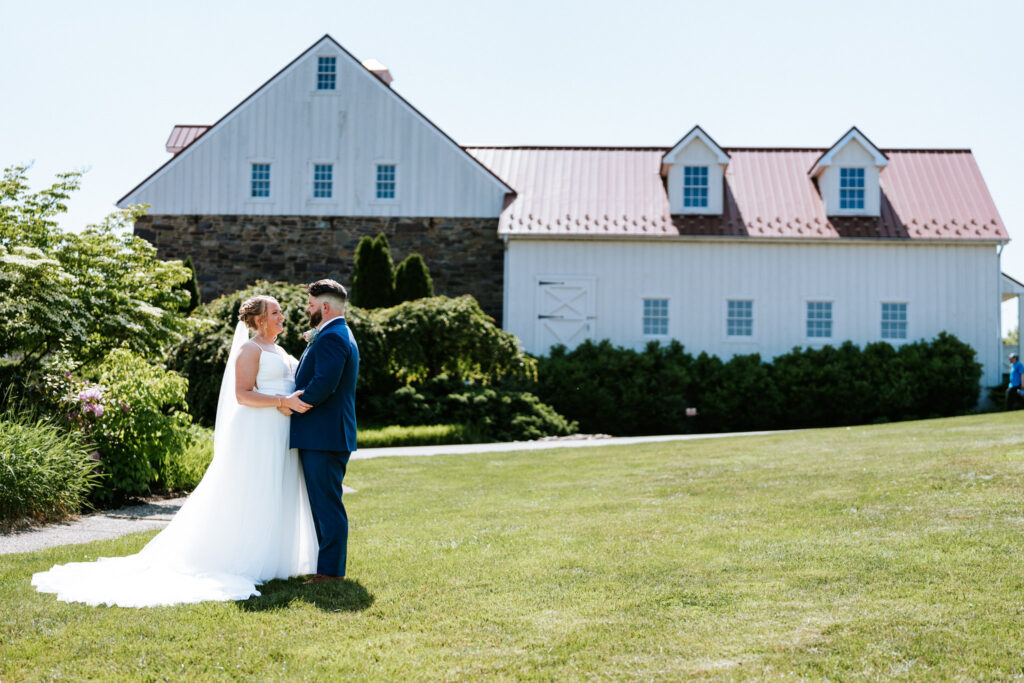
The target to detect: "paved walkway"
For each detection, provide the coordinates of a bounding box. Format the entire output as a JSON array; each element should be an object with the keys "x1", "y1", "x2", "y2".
[{"x1": 1, "y1": 430, "x2": 773, "y2": 555}]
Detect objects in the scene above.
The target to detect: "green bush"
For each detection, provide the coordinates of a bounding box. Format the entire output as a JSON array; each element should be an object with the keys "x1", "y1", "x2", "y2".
[
  {"x1": 161, "y1": 425, "x2": 214, "y2": 492},
  {"x1": 394, "y1": 253, "x2": 434, "y2": 303},
  {"x1": 534, "y1": 334, "x2": 983, "y2": 435},
  {"x1": 55, "y1": 350, "x2": 194, "y2": 504},
  {"x1": 351, "y1": 233, "x2": 395, "y2": 308},
  {"x1": 0, "y1": 165, "x2": 190, "y2": 384},
  {"x1": 369, "y1": 376, "x2": 576, "y2": 442},
  {"x1": 357, "y1": 423, "x2": 482, "y2": 449},
  {"x1": 0, "y1": 412, "x2": 100, "y2": 528}
]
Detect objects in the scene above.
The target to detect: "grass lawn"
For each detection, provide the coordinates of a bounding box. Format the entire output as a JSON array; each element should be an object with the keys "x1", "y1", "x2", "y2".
[{"x1": 3, "y1": 413, "x2": 1024, "y2": 680}]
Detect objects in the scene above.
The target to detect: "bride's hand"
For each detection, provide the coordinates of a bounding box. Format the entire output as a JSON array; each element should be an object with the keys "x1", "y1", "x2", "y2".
[{"x1": 283, "y1": 391, "x2": 312, "y2": 413}]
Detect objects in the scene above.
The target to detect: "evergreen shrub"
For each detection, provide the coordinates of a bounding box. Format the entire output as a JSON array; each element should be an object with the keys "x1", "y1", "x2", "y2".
[
  {"x1": 394, "y1": 253, "x2": 434, "y2": 303},
  {"x1": 534, "y1": 333, "x2": 982, "y2": 435}
]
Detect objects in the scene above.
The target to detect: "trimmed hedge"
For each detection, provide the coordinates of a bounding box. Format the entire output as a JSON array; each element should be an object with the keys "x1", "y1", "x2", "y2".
[{"x1": 534, "y1": 333, "x2": 982, "y2": 436}]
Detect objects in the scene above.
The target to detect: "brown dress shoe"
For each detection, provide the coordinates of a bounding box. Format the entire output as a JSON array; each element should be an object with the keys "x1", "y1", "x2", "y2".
[{"x1": 305, "y1": 574, "x2": 345, "y2": 584}]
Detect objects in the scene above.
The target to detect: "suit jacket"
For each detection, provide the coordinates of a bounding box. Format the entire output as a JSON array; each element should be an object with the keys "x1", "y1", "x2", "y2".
[{"x1": 290, "y1": 317, "x2": 359, "y2": 452}]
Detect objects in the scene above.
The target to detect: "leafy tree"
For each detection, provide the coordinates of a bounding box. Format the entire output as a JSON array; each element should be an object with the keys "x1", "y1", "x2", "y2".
[
  {"x1": 180, "y1": 255, "x2": 202, "y2": 313},
  {"x1": 0, "y1": 165, "x2": 190, "y2": 387},
  {"x1": 350, "y1": 233, "x2": 395, "y2": 308},
  {"x1": 394, "y1": 253, "x2": 434, "y2": 303},
  {"x1": 1004, "y1": 326, "x2": 1018, "y2": 346}
]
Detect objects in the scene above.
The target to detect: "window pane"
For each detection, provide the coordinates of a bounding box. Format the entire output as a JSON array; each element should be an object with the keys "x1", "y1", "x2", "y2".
[
  {"x1": 251, "y1": 163, "x2": 270, "y2": 198},
  {"x1": 643, "y1": 298, "x2": 669, "y2": 335},
  {"x1": 806, "y1": 301, "x2": 832, "y2": 338},
  {"x1": 881, "y1": 302, "x2": 907, "y2": 339},
  {"x1": 376, "y1": 164, "x2": 396, "y2": 199},
  {"x1": 727, "y1": 299, "x2": 753, "y2": 336},
  {"x1": 317, "y1": 56, "x2": 337, "y2": 91}
]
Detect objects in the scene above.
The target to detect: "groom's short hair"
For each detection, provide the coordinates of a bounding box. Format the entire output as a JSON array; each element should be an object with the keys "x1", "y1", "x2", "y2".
[{"x1": 308, "y1": 279, "x2": 348, "y2": 305}]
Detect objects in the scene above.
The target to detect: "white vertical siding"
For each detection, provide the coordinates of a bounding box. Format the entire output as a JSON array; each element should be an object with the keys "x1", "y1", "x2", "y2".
[
  {"x1": 506, "y1": 239, "x2": 1002, "y2": 385},
  {"x1": 121, "y1": 40, "x2": 508, "y2": 217}
]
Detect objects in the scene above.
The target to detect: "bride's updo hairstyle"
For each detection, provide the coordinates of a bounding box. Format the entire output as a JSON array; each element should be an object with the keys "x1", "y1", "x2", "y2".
[{"x1": 238, "y1": 295, "x2": 277, "y2": 331}]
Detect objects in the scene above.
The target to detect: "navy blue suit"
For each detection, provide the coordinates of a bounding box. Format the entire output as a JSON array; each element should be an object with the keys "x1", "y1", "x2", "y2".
[{"x1": 290, "y1": 317, "x2": 359, "y2": 577}]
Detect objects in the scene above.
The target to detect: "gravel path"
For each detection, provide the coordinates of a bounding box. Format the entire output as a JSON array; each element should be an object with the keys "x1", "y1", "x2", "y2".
[{"x1": 1, "y1": 430, "x2": 773, "y2": 555}]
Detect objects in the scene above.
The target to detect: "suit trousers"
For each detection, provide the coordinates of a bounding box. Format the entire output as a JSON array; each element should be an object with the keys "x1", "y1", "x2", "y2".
[{"x1": 299, "y1": 449, "x2": 351, "y2": 577}]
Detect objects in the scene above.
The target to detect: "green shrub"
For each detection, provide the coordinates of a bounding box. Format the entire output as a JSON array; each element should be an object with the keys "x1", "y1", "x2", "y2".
[
  {"x1": 161, "y1": 425, "x2": 214, "y2": 492},
  {"x1": 534, "y1": 334, "x2": 982, "y2": 435},
  {"x1": 394, "y1": 253, "x2": 434, "y2": 303},
  {"x1": 368, "y1": 376, "x2": 576, "y2": 442},
  {"x1": 0, "y1": 412, "x2": 100, "y2": 528},
  {"x1": 357, "y1": 423, "x2": 481, "y2": 449},
  {"x1": 351, "y1": 233, "x2": 395, "y2": 308},
  {"x1": 57, "y1": 350, "x2": 194, "y2": 504}
]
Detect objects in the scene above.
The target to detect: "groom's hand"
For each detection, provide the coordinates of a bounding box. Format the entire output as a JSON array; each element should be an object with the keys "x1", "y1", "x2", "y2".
[
  {"x1": 283, "y1": 391, "x2": 312, "y2": 413},
  {"x1": 277, "y1": 406, "x2": 293, "y2": 416}
]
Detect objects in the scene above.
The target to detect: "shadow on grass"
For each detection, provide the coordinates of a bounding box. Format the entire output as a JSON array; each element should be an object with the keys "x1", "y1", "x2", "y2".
[{"x1": 237, "y1": 576, "x2": 374, "y2": 613}]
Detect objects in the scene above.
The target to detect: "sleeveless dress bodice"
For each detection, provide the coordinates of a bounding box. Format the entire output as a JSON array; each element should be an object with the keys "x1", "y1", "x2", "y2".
[{"x1": 254, "y1": 350, "x2": 297, "y2": 396}]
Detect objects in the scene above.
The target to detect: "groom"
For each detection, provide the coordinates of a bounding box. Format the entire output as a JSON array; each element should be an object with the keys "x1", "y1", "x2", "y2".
[{"x1": 288, "y1": 278, "x2": 359, "y2": 583}]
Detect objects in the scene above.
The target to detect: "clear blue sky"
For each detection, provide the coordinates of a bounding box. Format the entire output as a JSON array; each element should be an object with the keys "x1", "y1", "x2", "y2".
[{"x1": 2, "y1": 0, "x2": 1022, "y2": 326}]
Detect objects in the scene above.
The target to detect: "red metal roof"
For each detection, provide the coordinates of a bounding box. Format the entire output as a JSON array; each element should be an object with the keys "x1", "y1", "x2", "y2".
[
  {"x1": 165, "y1": 125, "x2": 210, "y2": 154},
  {"x1": 467, "y1": 146, "x2": 1008, "y2": 241}
]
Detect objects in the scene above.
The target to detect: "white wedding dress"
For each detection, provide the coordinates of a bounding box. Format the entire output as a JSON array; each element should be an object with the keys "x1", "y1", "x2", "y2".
[{"x1": 32, "y1": 323, "x2": 318, "y2": 607}]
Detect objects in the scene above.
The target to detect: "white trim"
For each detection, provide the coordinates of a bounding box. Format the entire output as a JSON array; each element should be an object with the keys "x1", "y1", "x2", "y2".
[
  {"x1": 371, "y1": 160, "x2": 399, "y2": 204},
  {"x1": 804, "y1": 298, "x2": 835, "y2": 342},
  {"x1": 811, "y1": 127, "x2": 888, "y2": 177},
  {"x1": 724, "y1": 297, "x2": 756, "y2": 342},
  {"x1": 313, "y1": 53, "x2": 340, "y2": 94},
  {"x1": 879, "y1": 300, "x2": 909, "y2": 342},
  {"x1": 308, "y1": 160, "x2": 336, "y2": 203},
  {"x1": 641, "y1": 295, "x2": 671, "y2": 337},
  {"x1": 662, "y1": 125, "x2": 730, "y2": 166},
  {"x1": 247, "y1": 159, "x2": 273, "y2": 202}
]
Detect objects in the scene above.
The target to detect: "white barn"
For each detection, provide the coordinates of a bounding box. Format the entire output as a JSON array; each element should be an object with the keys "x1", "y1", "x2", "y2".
[
  {"x1": 469, "y1": 127, "x2": 1009, "y2": 388},
  {"x1": 120, "y1": 36, "x2": 1012, "y2": 390}
]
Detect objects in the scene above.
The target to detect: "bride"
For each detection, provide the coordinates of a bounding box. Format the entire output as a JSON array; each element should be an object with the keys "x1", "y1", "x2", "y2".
[{"x1": 32, "y1": 296, "x2": 319, "y2": 607}]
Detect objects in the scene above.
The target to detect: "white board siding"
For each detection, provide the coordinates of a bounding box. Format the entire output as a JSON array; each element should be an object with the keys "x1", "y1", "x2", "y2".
[
  {"x1": 505, "y1": 239, "x2": 1002, "y2": 386},
  {"x1": 120, "y1": 40, "x2": 508, "y2": 218}
]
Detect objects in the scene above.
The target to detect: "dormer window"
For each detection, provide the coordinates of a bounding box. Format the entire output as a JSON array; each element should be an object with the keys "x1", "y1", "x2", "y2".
[
  {"x1": 839, "y1": 167, "x2": 865, "y2": 210},
  {"x1": 317, "y1": 56, "x2": 337, "y2": 90},
  {"x1": 683, "y1": 166, "x2": 709, "y2": 208},
  {"x1": 810, "y1": 127, "x2": 888, "y2": 217},
  {"x1": 661, "y1": 126, "x2": 730, "y2": 216}
]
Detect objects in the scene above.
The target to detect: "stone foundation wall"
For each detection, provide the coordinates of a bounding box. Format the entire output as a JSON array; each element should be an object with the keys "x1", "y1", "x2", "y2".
[{"x1": 134, "y1": 214, "x2": 505, "y2": 323}]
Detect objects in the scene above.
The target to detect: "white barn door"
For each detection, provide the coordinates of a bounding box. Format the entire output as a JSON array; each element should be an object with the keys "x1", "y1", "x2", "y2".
[{"x1": 535, "y1": 276, "x2": 596, "y2": 350}]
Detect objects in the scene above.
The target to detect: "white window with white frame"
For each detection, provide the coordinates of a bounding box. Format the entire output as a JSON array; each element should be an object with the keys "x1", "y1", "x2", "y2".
[
  {"x1": 806, "y1": 301, "x2": 833, "y2": 338},
  {"x1": 375, "y1": 164, "x2": 396, "y2": 200},
  {"x1": 881, "y1": 302, "x2": 907, "y2": 340},
  {"x1": 683, "y1": 166, "x2": 709, "y2": 208},
  {"x1": 839, "y1": 167, "x2": 865, "y2": 210},
  {"x1": 313, "y1": 164, "x2": 333, "y2": 198},
  {"x1": 250, "y1": 163, "x2": 270, "y2": 198},
  {"x1": 642, "y1": 298, "x2": 669, "y2": 335},
  {"x1": 317, "y1": 56, "x2": 336, "y2": 91},
  {"x1": 727, "y1": 299, "x2": 753, "y2": 337}
]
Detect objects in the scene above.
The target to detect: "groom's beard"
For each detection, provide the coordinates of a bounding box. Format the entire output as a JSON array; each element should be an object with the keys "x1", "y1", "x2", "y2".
[{"x1": 309, "y1": 310, "x2": 323, "y2": 328}]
